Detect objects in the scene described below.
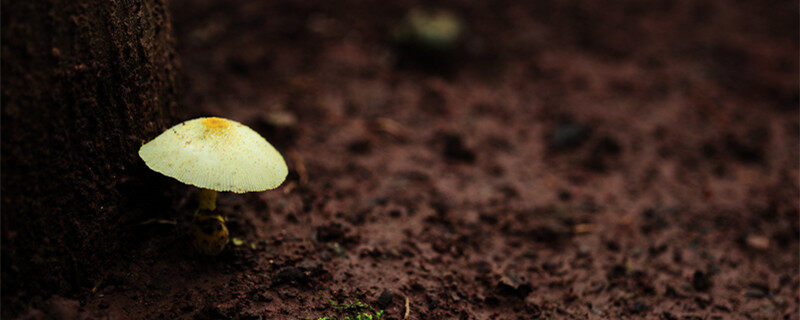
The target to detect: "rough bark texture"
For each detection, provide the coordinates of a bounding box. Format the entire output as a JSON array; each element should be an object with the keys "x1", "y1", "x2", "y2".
[{"x1": 1, "y1": 0, "x2": 180, "y2": 304}]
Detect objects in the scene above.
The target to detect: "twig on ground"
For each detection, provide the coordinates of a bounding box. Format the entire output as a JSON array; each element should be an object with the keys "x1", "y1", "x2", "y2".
[{"x1": 404, "y1": 295, "x2": 410, "y2": 319}]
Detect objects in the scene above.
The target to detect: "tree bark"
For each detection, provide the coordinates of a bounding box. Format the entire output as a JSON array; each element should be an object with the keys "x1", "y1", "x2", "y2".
[{"x1": 1, "y1": 0, "x2": 180, "y2": 302}]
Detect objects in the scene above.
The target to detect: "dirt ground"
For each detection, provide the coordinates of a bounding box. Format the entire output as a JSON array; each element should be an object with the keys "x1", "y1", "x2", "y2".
[{"x1": 13, "y1": 0, "x2": 799, "y2": 319}]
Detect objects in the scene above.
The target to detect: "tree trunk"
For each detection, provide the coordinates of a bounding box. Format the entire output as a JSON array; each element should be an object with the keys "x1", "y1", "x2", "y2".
[{"x1": 1, "y1": 0, "x2": 180, "y2": 302}]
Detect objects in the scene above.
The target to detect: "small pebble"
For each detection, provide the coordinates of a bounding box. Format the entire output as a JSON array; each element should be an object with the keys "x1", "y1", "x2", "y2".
[
  {"x1": 376, "y1": 289, "x2": 395, "y2": 308},
  {"x1": 746, "y1": 235, "x2": 770, "y2": 250}
]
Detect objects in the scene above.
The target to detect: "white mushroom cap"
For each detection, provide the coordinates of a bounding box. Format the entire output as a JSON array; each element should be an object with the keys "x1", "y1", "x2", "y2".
[{"x1": 138, "y1": 117, "x2": 288, "y2": 193}]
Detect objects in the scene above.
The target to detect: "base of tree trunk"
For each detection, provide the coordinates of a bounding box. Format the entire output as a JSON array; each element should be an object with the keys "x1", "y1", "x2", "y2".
[{"x1": 1, "y1": 0, "x2": 181, "y2": 306}]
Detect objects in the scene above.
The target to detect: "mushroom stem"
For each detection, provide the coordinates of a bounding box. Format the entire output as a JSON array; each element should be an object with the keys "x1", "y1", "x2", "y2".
[{"x1": 198, "y1": 188, "x2": 217, "y2": 211}]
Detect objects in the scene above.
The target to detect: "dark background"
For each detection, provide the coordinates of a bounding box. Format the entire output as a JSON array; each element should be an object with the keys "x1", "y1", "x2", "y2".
[{"x1": 2, "y1": 0, "x2": 798, "y2": 318}]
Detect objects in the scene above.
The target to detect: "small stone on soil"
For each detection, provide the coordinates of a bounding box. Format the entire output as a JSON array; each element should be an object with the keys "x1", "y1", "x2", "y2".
[
  {"x1": 298, "y1": 259, "x2": 325, "y2": 276},
  {"x1": 745, "y1": 234, "x2": 770, "y2": 250},
  {"x1": 496, "y1": 270, "x2": 533, "y2": 298},
  {"x1": 376, "y1": 289, "x2": 396, "y2": 308}
]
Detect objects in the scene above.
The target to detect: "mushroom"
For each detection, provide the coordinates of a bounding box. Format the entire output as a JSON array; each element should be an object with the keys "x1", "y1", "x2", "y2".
[
  {"x1": 138, "y1": 117, "x2": 288, "y2": 254},
  {"x1": 394, "y1": 9, "x2": 462, "y2": 51}
]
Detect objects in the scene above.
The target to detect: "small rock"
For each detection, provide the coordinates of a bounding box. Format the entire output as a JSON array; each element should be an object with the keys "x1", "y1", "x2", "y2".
[
  {"x1": 392, "y1": 9, "x2": 463, "y2": 73},
  {"x1": 572, "y1": 223, "x2": 594, "y2": 234},
  {"x1": 746, "y1": 234, "x2": 770, "y2": 250},
  {"x1": 495, "y1": 270, "x2": 532, "y2": 298},
  {"x1": 376, "y1": 289, "x2": 395, "y2": 308},
  {"x1": 298, "y1": 259, "x2": 326, "y2": 277},
  {"x1": 496, "y1": 281, "x2": 532, "y2": 298}
]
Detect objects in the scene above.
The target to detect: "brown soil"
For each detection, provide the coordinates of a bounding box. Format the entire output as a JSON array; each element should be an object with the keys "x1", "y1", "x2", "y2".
[{"x1": 11, "y1": 0, "x2": 799, "y2": 319}]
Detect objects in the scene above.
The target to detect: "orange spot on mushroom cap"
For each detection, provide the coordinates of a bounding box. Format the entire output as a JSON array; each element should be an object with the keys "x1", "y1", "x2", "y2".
[{"x1": 202, "y1": 117, "x2": 230, "y2": 130}]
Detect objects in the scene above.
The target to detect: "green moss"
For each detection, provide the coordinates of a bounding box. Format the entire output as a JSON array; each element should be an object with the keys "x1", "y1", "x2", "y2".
[
  {"x1": 294, "y1": 295, "x2": 384, "y2": 320},
  {"x1": 295, "y1": 310, "x2": 383, "y2": 320}
]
